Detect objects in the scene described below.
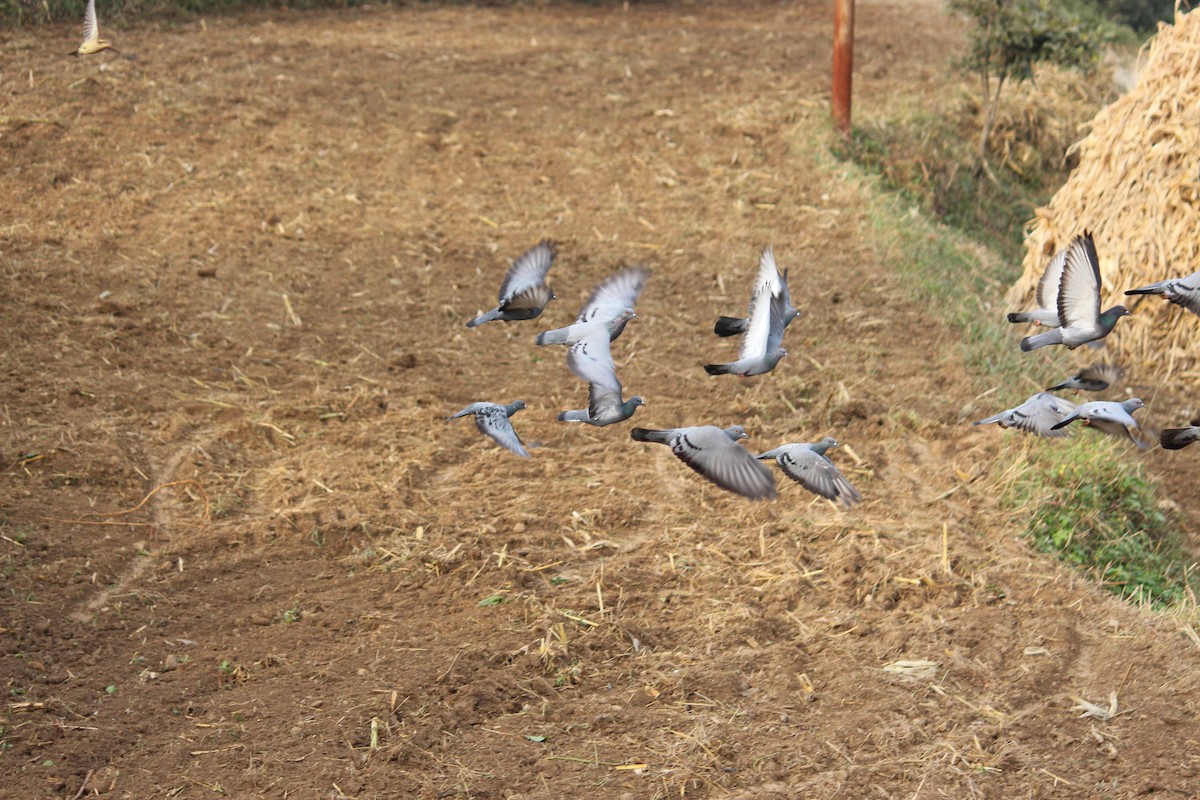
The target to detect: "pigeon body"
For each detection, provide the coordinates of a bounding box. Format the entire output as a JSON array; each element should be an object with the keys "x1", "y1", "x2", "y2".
[
  {"x1": 71, "y1": 0, "x2": 117, "y2": 56},
  {"x1": 972, "y1": 392, "x2": 1077, "y2": 437},
  {"x1": 630, "y1": 425, "x2": 776, "y2": 500},
  {"x1": 1046, "y1": 362, "x2": 1125, "y2": 393},
  {"x1": 556, "y1": 328, "x2": 645, "y2": 427},
  {"x1": 1125, "y1": 270, "x2": 1200, "y2": 317},
  {"x1": 547, "y1": 267, "x2": 649, "y2": 427},
  {"x1": 714, "y1": 246, "x2": 801, "y2": 337},
  {"x1": 756, "y1": 437, "x2": 861, "y2": 508},
  {"x1": 1019, "y1": 233, "x2": 1130, "y2": 351},
  {"x1": 1161, "y1": 419, "x2": 1200, "y2": 450},
  {"x1": 448, "y1": 400, "x2": 530, "y2": 457},
  {"x1": 466, "y1": 240, "x2": 557, "y2": 327},
  {"x1": 536, "y1": 307, "x2": 637, "y2": 347},
  {"x1": 1050, "y1": 397, "x2": 1146, "y2": 446},
  {"x1": 557, "y1": 394, "x2": 644, "y2": 426},
  {"x1": 1008, "y1": 248, "x2": 1066, "y2": 327},
  {"x1": 706, "y1": 252, "x2": 790, "y2": 376},
  {"x1": 537, "y1": 266, "x2": 648, "y2": 345}
]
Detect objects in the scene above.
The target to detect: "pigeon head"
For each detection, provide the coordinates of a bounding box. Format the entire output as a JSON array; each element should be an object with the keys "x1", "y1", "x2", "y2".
[
  {"x1": 1104, "y1": 305, "x2": 1131, "y2": 321},
  {"x1": 613, "y1": 307, "x2": 638, "y2": 323},
  {"x1": 807, "y1": 436, "x2": 840, "y2": 455},
  {"x1": 627, "y1": 396, "x2": 646, "y2": 409},
  {"x1": 723, "y1": 425, "x2": 749, "y2": 441},
  {"x1": 783, "y1": 308, "x2": 802, "y2": 326},
  {"x1": 1123, "y1": 397, "x2": 1145, "y2": 412},
  {"x1": 508, "y1": 400, "x2": 528, "y2": 413}
]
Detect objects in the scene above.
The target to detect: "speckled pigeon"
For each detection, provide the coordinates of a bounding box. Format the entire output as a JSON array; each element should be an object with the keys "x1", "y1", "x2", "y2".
[
  {"x1": 1049, "y1": 397, "x2": 1146, "y2": 447},
  {"x1": 448, "y1": 400, "x2": 530, "y2": 457},
  {"x1": 714, "y1": 246, "x2": 801, "y2": 337},
  {"x1": 972, "y1": 392, "x2": 1077, "y2": 437},
  {"x1": 1125, "y1": 270, "x2": 1200, "y2": 318},
  {"x1": 756, "y1": 437, "x2": 861, "y2": 508},
  {"x1": 537, "y1": 265, "x2": 650, "y2": 345},
  {"x1": 1020, "y1": 232, "x2": 1130, "y2": 351},
  {"x1": 630, "y1": 425, "x2": 776, "y2": 500},
  {"x1": 466, "y1": 241, "x2": 557, "y2": 327}
]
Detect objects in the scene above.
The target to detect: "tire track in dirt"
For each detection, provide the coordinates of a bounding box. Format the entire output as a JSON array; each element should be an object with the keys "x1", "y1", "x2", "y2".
[{"x1": 69, "y1": 424, "x2": 236, "y2": 622}]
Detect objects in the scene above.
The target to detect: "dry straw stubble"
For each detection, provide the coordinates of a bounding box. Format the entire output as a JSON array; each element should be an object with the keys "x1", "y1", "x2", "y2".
[{"x1": 1008, "y1": 9, "x2": 1200, "y2": 386}]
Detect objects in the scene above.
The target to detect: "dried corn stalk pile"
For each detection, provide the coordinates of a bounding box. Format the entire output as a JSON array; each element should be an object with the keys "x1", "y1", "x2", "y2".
[{"x1": 1007, "y1": 9, "x2": 1200, "y2": 386}]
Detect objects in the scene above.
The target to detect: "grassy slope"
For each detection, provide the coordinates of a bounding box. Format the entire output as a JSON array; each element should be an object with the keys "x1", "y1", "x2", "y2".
[{"x1": 826, "y1": 141, "x2": 1198, "y2": 607}]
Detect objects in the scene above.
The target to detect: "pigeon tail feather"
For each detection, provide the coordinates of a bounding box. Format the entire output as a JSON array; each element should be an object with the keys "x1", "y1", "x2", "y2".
[
  {"x1": 536, "y1": 328, "x2": 570, "y2": 346},
  {"x1": 1021, "y1": 329, "x2": 1063, "y2": 352},
  {"x1": 466, "y1": 308, "x2": 502, "y2": 328},
  {"x1": 631, "y1": 427, "x2": 672, "y2": 444},
  {"x1": 713, "y1": 316, "x2": 746, "y2": 337}
]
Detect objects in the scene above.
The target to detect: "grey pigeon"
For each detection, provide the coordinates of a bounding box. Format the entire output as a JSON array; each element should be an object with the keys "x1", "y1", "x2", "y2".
[
  {"x1": 1161, "y1": 418, "x2": 1200, "y2": 450},
  {"x1": 448, "y1": 400, "x2": 529, "y2": 457},
  {"x1": 465, "y1": 240, "x2": 557, "y2": 327},
  {"x1": 538, "y1": 265, "x2": 650, "y2": 345},
  {"x1": 715, "y1": 246, "x2": 801, "y2": 337},
  {"x1": 756, "y1": 437, "x2": 861, "y2": 508},
  {"x1": 1046, "y1": 362, "x2": 1125, "y2": 393},
  {"x1": 972, "y1": 392, "x2": 1077, "y2": 437},
  {"x1": 1008, "y1": 247, "x2": 1067, "y2": 327},
  {"x1": 556, "y1": 330, "x2": 645, "y2": 427},
  {"x1": 1050, "y1": 397, "x2": 1146, "y2": 447},
  {"x1": 535, "y1": 307, "x2": 637, "y2": 347},
  {"x1": 706, "y1": 253, "x2": 789, "y2": 377},
  {"x1": 1020, "y1": 232, "x2": 1131, "y2": 351},
  {"x1": 1125, "y1": 270, "x2": 1200, "y2": 318},
  {"x1": 630, "y1": 425, "x2": 776, "y2": 500}
]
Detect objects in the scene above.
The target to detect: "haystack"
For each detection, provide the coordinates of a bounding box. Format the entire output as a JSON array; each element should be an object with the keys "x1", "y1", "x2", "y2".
[{"x1": 1008, "y1": 8, "x2": 1200, "y2": 386}]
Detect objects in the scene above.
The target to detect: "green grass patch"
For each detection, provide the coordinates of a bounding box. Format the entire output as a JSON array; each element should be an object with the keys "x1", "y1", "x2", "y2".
[{"x1": 1007, "y1": 437, "x2": 1198, "y2": 607}]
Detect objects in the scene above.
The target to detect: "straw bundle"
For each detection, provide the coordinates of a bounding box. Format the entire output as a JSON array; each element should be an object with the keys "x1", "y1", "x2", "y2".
[{"x1": 1007, "y1": 9, "x2": 1200, "y2": 387}]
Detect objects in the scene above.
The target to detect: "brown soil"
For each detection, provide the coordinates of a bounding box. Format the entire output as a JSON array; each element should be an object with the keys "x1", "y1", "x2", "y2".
[{"x1": 2, "y1": 2, "x2": 1199, "y2": 798}]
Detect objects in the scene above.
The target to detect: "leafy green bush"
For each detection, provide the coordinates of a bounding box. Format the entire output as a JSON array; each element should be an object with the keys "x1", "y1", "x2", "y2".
[
  {"x1": 949, "y1": 0, "x2": 1120, "y2": 164},
  {"x1": 833, "y1": 1, "x2": 1141, "y2": 260},
  {"x1": 1091, "y1": 0, "x2": 1174, "y2": 34}
]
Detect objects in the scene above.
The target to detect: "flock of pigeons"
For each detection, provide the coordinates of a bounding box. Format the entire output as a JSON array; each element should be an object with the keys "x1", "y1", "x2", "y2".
[
  {"x1": 452, "y1": 242, "x2": 862, "y2": 507},
  {"x1": 975, "y1": 231, "x2": 1200, "y2": 450},
  {"x1": 455, "y1": 228, "x2": 1200, "y2": 503},
  {"x1": 69, "y1": 9, "x2": 1200, "y2": 486}
]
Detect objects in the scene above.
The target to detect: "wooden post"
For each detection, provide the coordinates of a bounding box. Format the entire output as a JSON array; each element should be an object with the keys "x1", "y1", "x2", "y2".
[{"x1": 832, "y1": 0, "x2": 855, "y2": 135}]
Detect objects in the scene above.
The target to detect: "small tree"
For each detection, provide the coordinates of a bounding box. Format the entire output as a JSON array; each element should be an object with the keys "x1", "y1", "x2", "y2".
[{"x1": 950, "y1": 0, "x2": 1112, "y2": 169}]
